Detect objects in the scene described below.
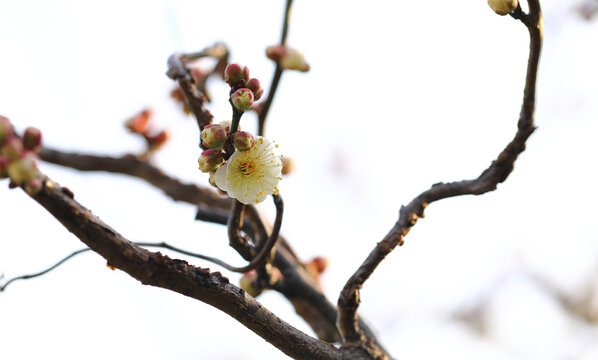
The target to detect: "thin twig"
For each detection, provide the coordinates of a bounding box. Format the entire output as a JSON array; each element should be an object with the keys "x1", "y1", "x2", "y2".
[
  {"x1": 257, "y1": 0, "x2": 294, "y2": 136},
  {"x1": 337, "y1": 0, "x2": 543, "y2": 346},
  {"x1": 222, "y1": 195, "x2": 284, "y2": 273}
]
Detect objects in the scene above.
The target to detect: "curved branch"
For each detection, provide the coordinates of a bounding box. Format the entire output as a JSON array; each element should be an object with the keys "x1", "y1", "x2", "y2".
[
  {"x1": 338, "y1": 0, "x2": 543, "y2": 345},
  {"x1": 27, "y1": 176, "x2": 339, "y2": 360}
]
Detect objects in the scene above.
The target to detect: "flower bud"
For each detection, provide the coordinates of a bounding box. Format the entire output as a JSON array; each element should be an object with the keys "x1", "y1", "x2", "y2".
[
  {"x1": 198, "y1": 148, "x2": 225, "y2": 173},
  {"x1": 231, "y1": 88, "x2": 254, "y2": 111},
  {"x1": 265, "y1": 45, "x2": 287, "y2": 62},
  {"x1": 231, "y1": 131, "x2": 255, "y2": 152},
  {"x1": 488, "y1": 0, "x2": 518, "y2": 15},
  {"x1": 281, "y1": 156, "x2": 295, "y2": 175},
  {"x1": 145, "y1": 130, "x2": 170, "y2": 150},
  {"x1": 280, "y1": 48, "x2": 310, "y2": 72},
  {"x1": 201, "y1": 124, "x2": 228, "y2": 149},
  {"x1": 224, "y1": 63, "x2": 249, "y2": 87},
  {"x1": 23, "y1": 127, "x2": 42, "y2": 151},
  {"x1": 239, "y1": 270, "x2": 262, "y2": 298},
  {"x1": 246, "y1": 78, "x2": 263, "y2": 101},
  {"x1": 7, "y1": 152, "x2": 38, "y2": 184},
  {"x1": 0, "y1": 116, "x2": 13, "y2": 145},
  {"x1": 125, "y1": 109, "x2": 152, "y2": 134},
  {"x1": 309, "y1": 257, "x2": 329, "y2": 274},
  {"x1": 219, "y1": 120, "x2": 236, "y2": 133},
  {"x1": 1, "y1": 137, "x2": 23, "y2": 160}
]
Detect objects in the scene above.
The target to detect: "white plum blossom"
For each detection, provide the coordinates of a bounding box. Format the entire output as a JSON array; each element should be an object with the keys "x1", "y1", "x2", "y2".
[{"x1": 214, "y1": 136, "x2": 282, "y2": 204}]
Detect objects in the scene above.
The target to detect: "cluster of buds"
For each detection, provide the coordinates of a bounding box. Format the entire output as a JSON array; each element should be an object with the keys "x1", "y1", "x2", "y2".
[
  {"x1": 125, "y1": 108, "x2": 170, "y2": 151},
  {"x1": 488, "y1": 0, "x2": 518, "y2": 15},
  {"x1": 198, "y1": 122, "x2": 256, "y2": 173},
  {"x1": 198, "y1": 122, "x2": 282, "y2": 205},
  {"x1": 266, "y1": 45, "x2": 310, "y2": 72},
  {"x1": 224, "y1": 64, "x2": 264, "y2": 111},
  {"x1": 0, "y1": 116, "x2": 43, "y2": 194}
]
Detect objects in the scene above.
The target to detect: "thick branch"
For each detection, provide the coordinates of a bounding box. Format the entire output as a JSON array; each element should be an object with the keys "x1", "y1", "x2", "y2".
[
  {"x1": 338, "y1": 0, "x2": 543, "y2": 345},
  {"x1": 28, "y1": 176, "x2": 338, "y2": 360}
]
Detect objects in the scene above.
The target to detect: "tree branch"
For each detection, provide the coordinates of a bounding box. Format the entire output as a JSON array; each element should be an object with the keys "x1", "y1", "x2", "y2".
[
  {"x1": 39, "y1": 147, "x2": 230, "y2": 210},
  {"x1": 338, "y1": 0, "x2": 544, "y2": 346},
  {"x1": 27, "y1": 175, "x2": 339, "y2": 360}
]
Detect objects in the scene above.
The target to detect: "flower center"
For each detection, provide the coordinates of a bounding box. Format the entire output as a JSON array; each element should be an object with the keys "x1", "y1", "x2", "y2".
[{"x1": 239, "y1": 161, "x2": 255, "y2": 176}]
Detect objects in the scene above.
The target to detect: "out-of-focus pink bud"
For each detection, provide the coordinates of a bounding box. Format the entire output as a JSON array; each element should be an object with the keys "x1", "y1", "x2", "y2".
[{"x1": 23, "y1": 127, "x2": 42, "y2": 151}]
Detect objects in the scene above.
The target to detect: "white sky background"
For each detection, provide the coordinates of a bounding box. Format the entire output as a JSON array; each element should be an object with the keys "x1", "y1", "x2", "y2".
[{"x1": 1, "y1": 0, "x2": 598, "y2": 359}]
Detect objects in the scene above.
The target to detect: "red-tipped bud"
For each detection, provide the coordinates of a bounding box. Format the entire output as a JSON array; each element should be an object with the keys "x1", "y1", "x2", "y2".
[
  {"x1": 266, "y1": 45, "x2": 287, "y2": 62},
  {"x1": 1, "y1": 137, "x2": 23, "y2": 160},
  {"x1": 126, "y1": 109, "x2": 152, "y2": 134},
  {"x1": 246, "y1": 78, "x2": 263, "y2": 101},
  {"x1": 231, "y1": 88, "x2": 254, "y2": 111},
  {"x1": 23, "y1": 127, "x2": 42, "y2": 151},
  {"x1": 201, "y1": 124, "x2": 228, "y2": 149},
  {"x1": 224, "y1": 63, "x2": 250, "y2": 87},
  {"x1": 198, "y1": 148, "x2": 225, "y2": 173},
  {"x1": 310, "y1": 257, "x2": 329, "y2": 274},
  {"x1": 0, "y1": 116, "x2": 13, "y2": 145},
  {"x1": 239, "y1": 270, "x2": 262, "y2": 297},
  {"x1": 7, "y1": 152, "x2": 38, "y2": 184},
  {"x1": 231, "y1": 131, "x2": 255, "y2": 152},
  {"x1": 145, "y1": 130, "x2": 170, "y2": 150},
  {"x1": 253, "y1": 88, "x2": 265, "y2": 103}
]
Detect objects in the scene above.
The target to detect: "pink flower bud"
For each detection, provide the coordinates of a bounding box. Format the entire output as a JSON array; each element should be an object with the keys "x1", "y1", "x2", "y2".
[
  {"x1": 1, "y1": 137, "x2": 23, "y2": 160},
  {"x1": 201, "y1": 124, "x2": 228, "y2": 149},
  {"x1": 198, "y1": 148, "x2": 225, "y2": 173},
  {"x1": 265, "y1": 45, "x2": 287, "y2": 62},
  {"x1": 0, "y1": 116, "x2": 13, "y2": 145},
  {"x1": 246, "y1": 78, "x2": 263, "y2": 101},
  {"x1": 23, "y1": 127, "x2": 42, "y2": 151},
  {"x1": 7, "y1": 152, "x2": 38, "y2": 184},
  {"x1": 231, "y1": 131, "x2": 255, "y2": 152},
  {"x1": 224, "y1": 63, "x2": 249, "y2": 87},
  {"x1": 145, "y1": 130, "x2": 170, "y2": 150},
  {"x1": 231, "y1": 88, "x2": 254, "y2": 111}
]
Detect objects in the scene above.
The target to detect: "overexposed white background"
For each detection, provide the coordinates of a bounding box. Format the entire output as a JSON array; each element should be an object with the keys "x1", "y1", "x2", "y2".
[{"x1": 1, "y1": 1, "x2": 597, "y2": 359}]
